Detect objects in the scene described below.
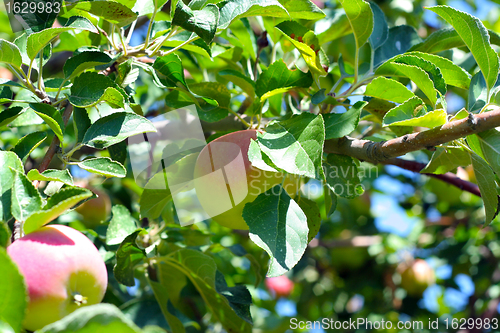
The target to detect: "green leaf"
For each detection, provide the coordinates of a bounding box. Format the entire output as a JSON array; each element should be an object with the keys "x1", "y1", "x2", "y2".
[
  {"x1": 27, "y1": 169, "x2": 74, "y2": 186},
  {"x1": 65, "y1": 1, "x2": 138, "y2": 27},
  {"x1": 317, "y1": 10, "x2": 352, "y2": 45},
  {"x1": 37, "y1": 303, "x2": 141, "y2": 333},
  {"x1": 256, "y1": 113, "x2": 325, "y2": 178},
  {"x1": 148, "y1": 272, "x2": 187, "y2": 333},
  {"x1": 297, "y1": 196, "x2": 321, "y2": 243},
  {"x1": 339, "y1": 0, "x2": 373, "y2": 50},
  {"x1": 214, "y1": 271, "x2": 253, "y2": 324},
  {"x1": 218, "y1": 0, "x2": 324, "y2": 30},
  {"x1": 365, "y1": 77, "x2": 415, "y2": 103},
  {"x1": 243, "y1": 186, "x2": 308, "y2": 277},
  {"x1": 386, "y1": 109, "x2": 447, "y2": 128},
  {"x1": 405, "y1": 51, "x2": 471, "y2": 89},
  {"x1": 469, "y1": 129, "x2": 500, "y2": 177},
  {"x1": 0, "y1": 39, "x2": 23, "y2": 69},
  {"x1": 324, "y1": 101, "x2": 367, "y2": 139},
  {"x1": 83, "y1": 112, "x2": 156, "y2": 149},
  {"x1": 29, "y1": 103, "x2": 64, "y2": 142},
  {"x1": 190, "y1": 82, "x2": 231, "y2": 122},
  {"x1": 323, "y1": 154, "x2": 364, "y2": 199},
  {"x1": 155, "y1": 250, "x2": 252, "y2": 332},
  {"x1": 470, "y1": 153, "x2": 499, "y2": 224},
  {"x1": 368, "y1": 2, "x2": 388, "y2": 50},
  {"x1": 73, "y1": 107, "x2": 91, "y2": 143},
  {"x1": 0, "y1": 152, "x2": 23, "y2": 223},
  {"x1": 428, "y1": 6, "x2": 499, "y2": 94},
  {"x1": 78, "y1": 157, "x2": 127, "y2": 178},
  {"x1": 153, "y1": 53, "x2": 187, "y2": 88},
  {"x1": 218, "y1": 69, "x2": 256, "y2": 97},
  {"x1": 0, "y1": 106, "x2": 24, "y2": 127},
  {"x1": 468, "y1": 71, "x2": 493, "y2": 113},
  {"x1": 374, "y1": 25, "x2": 421, "y2": 66},
  {"x1": 69, "y1": 72, "x2": 126, "y2": 109},
  {"x1": 108, "y1": 140, "x2": 128, "y2": 165},
  {"x1": 114, "y1": 230, "x2": 147, "y2": 286},
  {"x1": 275, "y1": 21, "x2": 327, "y2": 76},
  {"x1": 227, "y1": 18, "x2": 257, "y2": 60},
  {"x1": 0, "y1": 86, "x2": 13, "y2": 104},
  {"x1": 10, "y1": 170, "x2": 42, "y2": 222},
  {"x1": 0, "y1": 247, "x2": 27, "y2": 333},
  {"x1": 410, "y1": 27, "x2": 500, "y2": 54},
  {"x1": 172, "y1": 1, "x2": 219, "y2": 44},
  {"x1": 256, "y1": 60, "x2": 313, "y2": 100},
  {"x1": 12, "y1": 131, "x2": 47, "y2": 163},
  {"x1": 23, "y1": 187, "x2": 93, "y2": 235},
  {"x1": 9, "y1": 0, "x2": 62, "y2": 33},
  {"x1": 382, "y1": 96, "x2": 425, "y2": 126},
  {"x1": 421, "y1": 147, "x2": 471, "y2": 174},
  {"x1": 139, "y1": 173, "x2": 172, "y2": 220},
  {"x1": 27, "y1": 17, "x2": 97, "y2": 60},
  {"x1": 63, "y1": 51, "x2": 113, "y2": 80},
  {"x1": 376, "y1": 58, "x2": 439, "y2": 106},
  {"x1": 106, "y1": 205, "x2": 138, "y2": 246},
  {"x1": 0, "y1": 223, "x2": 11, "y2": 248}
]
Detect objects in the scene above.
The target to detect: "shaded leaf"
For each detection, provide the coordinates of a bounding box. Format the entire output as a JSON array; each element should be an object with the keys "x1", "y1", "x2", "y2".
[
  {"x1": 324, "y1": 101, "x2": 366, "y2": 139},
  {"x1": 243, "y1": 186, "x2": 308, "y2": 277},
  {"x1": 470, "y1": 153, "x2": 499, "y2": 224},
  {"x1": 323, "y1": 154, "x2": 364, "y2": 199},
  {"x1": 114, "y1": 230, "x2": 147, "y2": 286}
]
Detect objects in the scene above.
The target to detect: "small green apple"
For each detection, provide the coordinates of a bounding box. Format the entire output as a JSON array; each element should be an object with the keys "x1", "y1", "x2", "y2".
[
  {"x1": 400, "y1": 259, "x2": 435, "y2": 297},
  {"x1": 74, "y1": 183, "x2": 111, "y2": 229},
  {"x1": 7, "y1": 225, "x2": 108, "y2": 331},
  {"x1": 193, "y1": 130, "x2": 299, "y2": 230}
]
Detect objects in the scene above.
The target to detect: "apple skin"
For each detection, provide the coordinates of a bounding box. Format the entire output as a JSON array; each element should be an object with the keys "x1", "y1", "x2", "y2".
[
  {"x1": 400, "y1": 259, "x2": 436, "y2": 297},
  {"x1": 265, "y1": 275, "x2": 294, "y2": 298},
  {"x1": 74, "y1": 184, "x2": 111, "y2": 229},
  {"x1": 194, "y1": 130, "x2": 299, "y2": 230},
  {"x1": 7, "y1": 225, "x2": 108, "y2": 331}
]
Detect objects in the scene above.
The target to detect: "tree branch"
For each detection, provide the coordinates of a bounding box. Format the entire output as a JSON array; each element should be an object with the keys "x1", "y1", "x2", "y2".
[
  {"x1": 37, "y1": 103, "x2": 74, "y2": 174},
  {"x1": 381, "y1": 158, "x2": 481, "y2": 197},
  {"x1": 324, "y1": 108, "x2": 500, "y2": 163}
]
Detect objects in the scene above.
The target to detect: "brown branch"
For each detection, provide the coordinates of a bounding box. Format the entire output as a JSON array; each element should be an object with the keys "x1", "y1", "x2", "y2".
[
  {"x1": 381, "y1": 158, "x2": 481, "y2": 197},
  {"x1": 37, "y1": 103, "x2": 74, "y2": 174},
  {"x1": 324, "y1": 108, "x2": 500, "y2": 163}
]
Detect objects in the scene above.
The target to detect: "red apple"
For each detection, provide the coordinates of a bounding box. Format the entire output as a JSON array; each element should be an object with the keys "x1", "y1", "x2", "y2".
[
  {"x1": 7, "y1": 225, "x2": 108, "y2": 331},
  {"x1": 193, "y1": 130, "x2": 299, "y2": 230},
  {"x1": 400, "y1": 259, "x2": 435, "y2": 297},
  {"x1": 265, "y1": 275, "x2": 294, "y2": 298}
]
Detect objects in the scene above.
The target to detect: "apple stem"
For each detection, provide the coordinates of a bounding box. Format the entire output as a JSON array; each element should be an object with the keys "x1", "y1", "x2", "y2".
[{"x1": 73, "y1": 293, "x2": 88, "y2": 306}]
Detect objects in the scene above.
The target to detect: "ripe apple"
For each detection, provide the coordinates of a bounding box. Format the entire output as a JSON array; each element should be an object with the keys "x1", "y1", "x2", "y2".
[
  {"x1": 265, "y1": 275, "x2": 294, "y2": 298},
  {"x1": 74, "y1": 182, "x2": 111, "y2": 229},
  {"x1": 193, "y1": 130, "x2": 299, "y2": 230},
  {"x1": 400, "y1": 259, "x2": 435, "y2": 297},
  {"x1": 7, "y1": 225, "x2": 108, "y2": 331}
]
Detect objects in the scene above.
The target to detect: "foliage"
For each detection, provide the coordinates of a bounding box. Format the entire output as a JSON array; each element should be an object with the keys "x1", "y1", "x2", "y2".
[{"x1": 1, "y1": 0, "x2": 500, "y2": 332}]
